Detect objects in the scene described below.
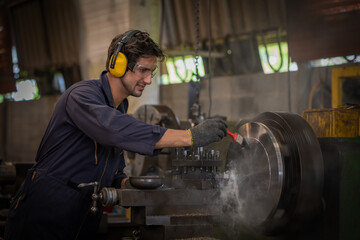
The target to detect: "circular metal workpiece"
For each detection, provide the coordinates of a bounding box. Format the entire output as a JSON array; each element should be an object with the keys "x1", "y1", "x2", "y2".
[
  {"x1": 227, "y1": 122, "x2": 284, "y2": 228},
  {"x1": 225, "y1": 112, "x2": 323, "y2": 234}
]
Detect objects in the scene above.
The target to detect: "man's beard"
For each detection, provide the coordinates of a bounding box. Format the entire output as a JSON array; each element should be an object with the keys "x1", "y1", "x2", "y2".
[{"x1": 122, "y1": 78, "x2": 143, "y2": 97}]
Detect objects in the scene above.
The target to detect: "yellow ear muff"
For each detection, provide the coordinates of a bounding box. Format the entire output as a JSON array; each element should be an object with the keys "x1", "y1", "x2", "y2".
[
  {"x1": 108, "y1": 30, "x2": 141, "y2": 78},
  {"x1": 109, "y1": 52, "x2": 128, "y2": 78}
]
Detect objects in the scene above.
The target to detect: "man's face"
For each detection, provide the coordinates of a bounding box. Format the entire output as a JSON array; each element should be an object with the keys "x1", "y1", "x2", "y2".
[{"x1": 121, "y1": 56, "x2": 157, "y2": 97}]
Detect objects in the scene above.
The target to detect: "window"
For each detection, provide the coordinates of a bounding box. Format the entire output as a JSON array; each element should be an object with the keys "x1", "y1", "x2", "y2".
[
  {"x1": 53, "y1": 72, "x2": 66, "y2": 93},
  {"x1": 258, "y1": 41, "x2": 298, "y2": 74},
  {"x1": 310, "y1": 55, "x2": 360, "y2": 67},
  {"x1": 11, "y1": 79, "x2": 40, "y2": 101},
  {"x1": 160, "y1": 55, "x2": 205, "y2": 85},
  {"x1": 0, "y1": 46, "x2": 41, "y2": 102}
]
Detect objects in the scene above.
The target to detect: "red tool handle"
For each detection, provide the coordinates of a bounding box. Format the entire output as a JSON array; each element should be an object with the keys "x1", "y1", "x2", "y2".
[{"x1": 227, "y1": 129, "x2": 237, "y2": 142}]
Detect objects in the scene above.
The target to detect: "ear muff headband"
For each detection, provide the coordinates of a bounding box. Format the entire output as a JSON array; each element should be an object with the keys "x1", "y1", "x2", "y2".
[{"x1": 109, "y1": 30, "x2": 141, "y2": 78}]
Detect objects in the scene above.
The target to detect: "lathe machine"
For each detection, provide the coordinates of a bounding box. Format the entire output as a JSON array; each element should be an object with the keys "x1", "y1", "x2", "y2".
[{"x1": 88, "y1": 105, "x2": 360, "y2": 240}]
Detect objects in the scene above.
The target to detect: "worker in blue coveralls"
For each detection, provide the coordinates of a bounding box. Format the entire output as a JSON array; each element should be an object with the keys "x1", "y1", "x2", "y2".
[{"x1": 4, "y1": 30, "x2": 227, "y2": 240}]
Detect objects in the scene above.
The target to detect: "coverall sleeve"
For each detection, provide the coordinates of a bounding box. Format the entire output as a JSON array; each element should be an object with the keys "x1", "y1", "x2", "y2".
[{"x1": 65, "y1": 83, "x2": 167, "y2": 156}]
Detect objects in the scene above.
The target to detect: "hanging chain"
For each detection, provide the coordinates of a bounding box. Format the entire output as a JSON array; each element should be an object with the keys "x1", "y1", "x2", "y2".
[
  {"x1": 189, "y1": 0, "x2": 203, "y2": 124},
  {"x1": 194, "y1": 0, "x2": 200, "y2": 82}
]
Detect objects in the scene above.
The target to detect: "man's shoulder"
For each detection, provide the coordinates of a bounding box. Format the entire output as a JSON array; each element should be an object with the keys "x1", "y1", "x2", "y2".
[
  {"x1": 56, "y1": 80, "x2": 103, "y2": 104},
  {"x1": 70, "y1": 79, "x2": 100, "y2": 89},
  {"x1": 65, "y1": 79, "x2": 101, "y2": 94}
]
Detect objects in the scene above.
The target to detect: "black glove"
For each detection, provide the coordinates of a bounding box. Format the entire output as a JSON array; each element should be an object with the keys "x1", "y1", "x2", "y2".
[{"x1": 189, "y1": 119, "x2": 227, "y2": 147}]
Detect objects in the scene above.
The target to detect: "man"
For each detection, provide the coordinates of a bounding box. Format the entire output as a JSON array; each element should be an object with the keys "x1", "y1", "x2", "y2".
[{"x1": 4, "y1": 30, "x2": 227, "y2": 240}]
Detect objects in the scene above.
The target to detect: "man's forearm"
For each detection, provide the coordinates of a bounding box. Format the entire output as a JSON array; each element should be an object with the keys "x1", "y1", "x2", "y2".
[{"x1": 154, "y1": 129, "x2": 192, "y2": 149}]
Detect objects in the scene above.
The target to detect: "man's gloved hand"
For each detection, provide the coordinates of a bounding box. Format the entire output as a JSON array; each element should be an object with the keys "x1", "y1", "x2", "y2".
[{"x1": 189, "y1": 119, "x2": 227, "y2": 147}]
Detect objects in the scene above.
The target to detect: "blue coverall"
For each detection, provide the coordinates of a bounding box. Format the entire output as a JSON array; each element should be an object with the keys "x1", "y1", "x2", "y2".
[{"x1": 4, "y1": 71, "x2": 167, "y2": 240}]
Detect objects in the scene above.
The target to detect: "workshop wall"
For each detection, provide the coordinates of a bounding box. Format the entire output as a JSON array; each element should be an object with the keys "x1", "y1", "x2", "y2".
[
  {"x1": 161, "y1": 64, "x2": 332, "y2": 122},
  {"x1": 1, "y1": 95, "x2": 59, "y2": 163}
]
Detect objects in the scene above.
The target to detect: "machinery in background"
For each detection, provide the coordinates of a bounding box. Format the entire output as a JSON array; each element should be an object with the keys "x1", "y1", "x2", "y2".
[
  {"x1": 330, "y1": 65, "x2": 360, "y2": 108},
  {"x1": 303, "y1": 105, "x2": 360, "y2": 138}
]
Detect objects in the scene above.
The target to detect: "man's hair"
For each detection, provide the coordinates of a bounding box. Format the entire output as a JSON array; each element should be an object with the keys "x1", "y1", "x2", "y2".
[{"x1": 105, "y1": 30, "x2": 165, "y2": 71}]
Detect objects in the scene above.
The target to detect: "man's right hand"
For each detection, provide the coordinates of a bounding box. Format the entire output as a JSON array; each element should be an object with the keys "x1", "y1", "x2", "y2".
[{"x1": 189, "y1": 119, "x2": 227, "y2": 147}]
